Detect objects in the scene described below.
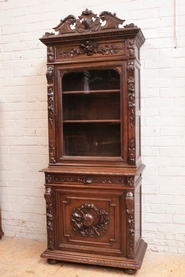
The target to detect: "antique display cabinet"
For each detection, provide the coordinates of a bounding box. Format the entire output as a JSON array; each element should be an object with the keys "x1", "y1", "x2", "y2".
[{"x1": 40, "y1": 9, "x2": 146, "y2": 274}]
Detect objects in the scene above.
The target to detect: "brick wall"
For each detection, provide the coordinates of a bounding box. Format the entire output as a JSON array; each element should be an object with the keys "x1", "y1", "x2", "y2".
[{"x1": 0, "y1": 0, "x2": 185, "y2": 253}]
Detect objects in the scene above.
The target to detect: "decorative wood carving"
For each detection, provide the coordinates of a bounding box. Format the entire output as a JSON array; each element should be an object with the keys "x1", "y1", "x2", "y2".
[
  {"x1": 44, "y1": 187, "x2": 54, "y2": 250},
  {"x1": 53, "y1": 9, "x2": 125, "y2": 35},
  {"x1": 71, "y1": 204, "x2": 109, "y2": 237},
  {"x1": 47, "y1": 46, "x2": 54, "y2": 62},
  {"x1": 128, "y1": 138, "x2": 136, "y2": 165},
  {"x1": 54, "y1": 176, "x2": 125, "y2": 185},
  {"x1": 126, "y1": 177, "x2": 135, "y2": 188},
  {"x1": 49, "y1": 139, "x2": 56, "y2": 163},
  {"x1": 126, "y1": 191, "x2": 135, "y2": 258},
  {"x1": 127, "y1": 39, "x2": 135, "y2": 56},
  {"x1": 127, "y1": 61, "x2": 135, "y2": 128},
  {"x1": 58, "y1": 40, "x2": 122, "y2": 58}
]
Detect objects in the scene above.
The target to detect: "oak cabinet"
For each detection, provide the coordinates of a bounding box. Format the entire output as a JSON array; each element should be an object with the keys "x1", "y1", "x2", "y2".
[{"x1": 40, "y1": 9, "x2": 147, "y2": 274}]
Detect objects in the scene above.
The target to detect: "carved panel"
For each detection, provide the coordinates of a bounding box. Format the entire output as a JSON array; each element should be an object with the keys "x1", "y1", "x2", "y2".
[
  {"x1": 125, "y1": 191, "x2": 135, "y2": 258},
  {"x1": 71, "y1": 204, "x2": 109, "y2": 237},
  {"x1": 58, "y1": 40, "x2": 122, "y2": 58},
  {"x1": 54, "y1": 176, "x2": 125, "y2": 185},
  {"x1": 44, "y1": 187, "x2": 54, "y2": 250}
]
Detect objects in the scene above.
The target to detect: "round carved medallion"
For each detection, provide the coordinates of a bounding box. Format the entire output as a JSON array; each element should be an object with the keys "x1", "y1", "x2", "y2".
[{"x1": 71, "y1": 204, "x2": 109, "y2": 237}]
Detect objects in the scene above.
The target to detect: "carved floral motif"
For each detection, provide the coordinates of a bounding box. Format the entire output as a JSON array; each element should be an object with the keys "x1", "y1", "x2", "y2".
[
  {"x1": 125, "y1": 191, "x2": 135, "y2": 258},
  {"x1": 54, "y1": 176, "x2": 125, "y2": 185},
  {"x1": 71, "y1": 204, "x2": 109, "y2": 237},
  {"x1": 58, "y1": 40, "x2": 122, "y2": 58},
  {"x1": 49, "y1": 139, "x2": 56, "y2": 163}
]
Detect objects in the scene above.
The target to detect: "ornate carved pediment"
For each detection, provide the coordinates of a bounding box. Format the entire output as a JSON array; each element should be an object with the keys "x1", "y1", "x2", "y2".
[{"x1": 45, "y1": 9, "x2": 127, "y2": 36}]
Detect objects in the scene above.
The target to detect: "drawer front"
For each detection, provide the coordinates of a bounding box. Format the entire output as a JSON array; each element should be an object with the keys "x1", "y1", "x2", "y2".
[{"x1": 54, "y1": 185, "x2": 127, "y2": 257}]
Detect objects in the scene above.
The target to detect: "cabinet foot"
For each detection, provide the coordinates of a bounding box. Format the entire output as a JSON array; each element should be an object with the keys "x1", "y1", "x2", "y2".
[
  {"x1": 123, "y1": 269, "x2": 137, "y2": 275},
  {"x1": 47, "y1": 259, "x2": 58, "y2": 265}
]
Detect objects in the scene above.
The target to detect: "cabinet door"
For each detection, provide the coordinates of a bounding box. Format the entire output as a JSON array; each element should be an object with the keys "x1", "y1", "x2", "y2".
[{"x1": 54, "y1": 185, "x2": 127, "y2": 257}]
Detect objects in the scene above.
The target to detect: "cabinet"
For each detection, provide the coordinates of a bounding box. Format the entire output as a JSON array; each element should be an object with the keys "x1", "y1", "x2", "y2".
[{"x1": 40, "y1": 9, "x2": 147, "y2": 274}]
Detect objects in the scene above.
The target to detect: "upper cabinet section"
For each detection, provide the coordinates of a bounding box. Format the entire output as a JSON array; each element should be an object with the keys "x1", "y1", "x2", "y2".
[{"x1": 40, "y1": 9, "x2": 145, "y2": 63}]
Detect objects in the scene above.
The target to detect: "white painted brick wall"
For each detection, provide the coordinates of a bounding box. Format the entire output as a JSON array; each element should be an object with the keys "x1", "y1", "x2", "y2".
[{"x1": 0, "y1": 0, "x2": 185, "y2": 254}]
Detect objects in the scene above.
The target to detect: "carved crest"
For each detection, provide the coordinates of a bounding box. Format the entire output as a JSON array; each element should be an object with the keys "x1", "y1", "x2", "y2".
[
  {"x1": 48, "y1": 9, "x2": 125, "y2": 35},
  {"x1": 71, "y1": 203, "x2": 109, "y2": 237}
]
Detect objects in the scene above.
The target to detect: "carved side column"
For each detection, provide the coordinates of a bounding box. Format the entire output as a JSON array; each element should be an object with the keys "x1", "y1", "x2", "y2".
[
  {"x1": 127, "y1": 39, "x2": 136, "y2": 165},
  {"x1": 125, "y1": 191, "x2": 135, "y2": 258},
  {"x1": 46, "y1": 65, "x2": 56, "y2": 163},
  {"x1": 44, "y1": 185, "x2": 54, "y2": 250}
]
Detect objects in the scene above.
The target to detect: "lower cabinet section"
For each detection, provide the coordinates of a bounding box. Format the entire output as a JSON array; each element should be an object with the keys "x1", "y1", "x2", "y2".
[{"x1": 41, "y1": 172, "x2": 147, "y2": 274}]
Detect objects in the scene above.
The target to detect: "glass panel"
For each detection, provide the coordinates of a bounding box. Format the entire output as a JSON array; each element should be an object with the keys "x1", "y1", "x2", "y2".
[
  {"x1": 63, "y1": 92, "x2": 120, "y2": 120},
  {"x1": 61, "y1": 69, "x2": 121, "y2": 157},
  {"x1": 63, "y1": 122, "x2": 120, "y2": 157},
  {"x1": 62, "y1": 69, "x2": 120, "y2": 92}
]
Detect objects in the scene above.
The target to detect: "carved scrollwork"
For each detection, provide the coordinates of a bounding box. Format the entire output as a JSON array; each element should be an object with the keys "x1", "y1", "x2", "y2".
[
  {"x1": 53, "y1": 9, "x2": 125, "y2": 35},
  {"x1": 128, "y1": 138, "x2": 136, "y2": 165},
  {"x1": 71, "y1": 204, "x2": 109, "y2": 237},
  {"x1": 126, "y1": 191, "x2": 135, "y2": 258},
  {"x1": 44, "y1": 187, "x2": 54, "y2": 250},
  {"x1": 58, "y1": 40, "x2": 121, "y2": 58}
]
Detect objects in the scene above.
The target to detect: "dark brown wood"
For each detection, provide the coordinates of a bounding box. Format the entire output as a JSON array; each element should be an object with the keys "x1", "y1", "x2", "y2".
[
  {"x1": 40, "y1": 10, "x2": 147, "y2": 274},
  {"x1": 0, "y1": 208, "x2": 4, "y2": 239}
]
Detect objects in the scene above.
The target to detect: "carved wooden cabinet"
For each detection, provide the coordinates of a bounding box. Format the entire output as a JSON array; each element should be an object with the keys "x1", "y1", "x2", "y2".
[{"x1": 40, "y1": 10, "x2": 147, "y2": 274}]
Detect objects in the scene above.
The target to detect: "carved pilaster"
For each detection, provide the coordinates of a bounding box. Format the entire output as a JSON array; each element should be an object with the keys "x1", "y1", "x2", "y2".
[
  {"x1": 44, "y1": 186, "x2": 54, "y2": 250},
  {"x1": 125, "y1": 191, "x2": 135, "y2": 258},
  {"x1": 128, "y1": 138, "x2": 136, "y2": 165},
  {"x1": 46, "y1": 66, "x2": 56, "y2": 163}
]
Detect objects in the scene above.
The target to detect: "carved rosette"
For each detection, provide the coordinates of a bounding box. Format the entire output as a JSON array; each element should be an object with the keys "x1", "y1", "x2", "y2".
[
  {"x1": 125, "y1": 191, "x2": 135, "y2": 258},
  {"x1": 58, "y1": 40, "x2": 122, "y2": 58},
  {"x1": 44, "y1": 186, "x2": 54, "y2": 250},
  {"x1": 71, "y1": 204, "x2": 109, "y2": 237}
]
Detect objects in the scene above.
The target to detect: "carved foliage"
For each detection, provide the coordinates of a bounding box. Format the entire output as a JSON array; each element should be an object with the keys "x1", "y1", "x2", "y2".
[
  {"x1": 127, "y1": 61, "x2": 135, "y2": 128},
  {"x1": 128, "y1": 138, "x2": 136, "y2": 165},
  {"x1": 49, "y1": 139, "x2": 56, "y2": 163},
  {"x1": 45, "y1": 186, "x2": 54, "y2": 250},
  {"x1": 125, "y1": 191, "x2": 135, "y2": 258},
  {"x1": 58, "y1": 40, "x2": 121, "y2": 58},
  {"x1": 54, "y1": 176, "x2": 125, "y2": 185},
  {"x1": 53, "y1": 9, "x2": 125, "y2": 35},
  {"x1": 71, "y1": 204, "x2": 109, "y2": 237}
]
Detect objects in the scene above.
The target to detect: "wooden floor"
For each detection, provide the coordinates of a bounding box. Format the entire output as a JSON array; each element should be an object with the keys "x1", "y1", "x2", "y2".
[{"x1": 0, "y1": 237, "x2": 185, "y2": 277}]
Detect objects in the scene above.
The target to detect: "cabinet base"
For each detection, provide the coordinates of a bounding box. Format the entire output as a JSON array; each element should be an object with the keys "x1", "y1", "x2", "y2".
[{"x1": 41, "y1": 239, "x2": 147, "y2": 271}]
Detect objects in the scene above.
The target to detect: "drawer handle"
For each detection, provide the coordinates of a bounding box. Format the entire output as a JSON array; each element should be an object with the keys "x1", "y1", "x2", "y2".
[{"x1": 84, "y1": 178, "x2": 92, "y2": 184}]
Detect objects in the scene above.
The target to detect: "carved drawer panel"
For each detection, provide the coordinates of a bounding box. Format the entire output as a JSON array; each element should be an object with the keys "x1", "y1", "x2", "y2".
[
  {"x1": 55, "y1": 40, "x2": 125, "y2": 62},
  {"x1": 54, "y1": 186, "x2": 126, "y2": 256}
]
